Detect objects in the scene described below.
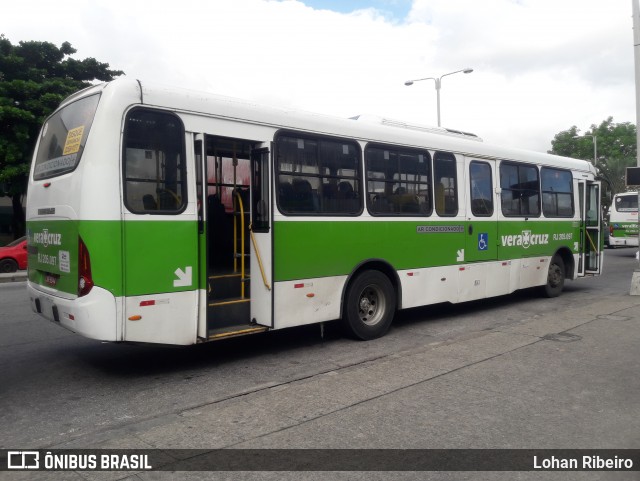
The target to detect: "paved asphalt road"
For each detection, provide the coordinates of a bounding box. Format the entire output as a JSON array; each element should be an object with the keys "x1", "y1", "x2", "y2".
[{"x1": 1, "y1": 247, "x2": 639, "y2": 480}]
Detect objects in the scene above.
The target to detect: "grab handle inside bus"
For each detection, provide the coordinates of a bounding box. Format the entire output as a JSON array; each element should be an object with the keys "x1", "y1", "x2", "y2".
[{"x1": 249, "y1": 223, "x2": 271, "y2": 291}]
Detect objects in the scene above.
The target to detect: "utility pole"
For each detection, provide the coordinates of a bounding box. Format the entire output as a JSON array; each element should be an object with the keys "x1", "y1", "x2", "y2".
[{"x1": 630, "y1": 0, "x2": 640, "y2": 294}]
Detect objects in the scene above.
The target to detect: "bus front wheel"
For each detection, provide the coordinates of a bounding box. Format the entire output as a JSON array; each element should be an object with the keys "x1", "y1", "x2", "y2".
[
  {"x1": 343, "y1": 270, "x2": 396, "y2": 340},
  {"x1": 542, "y1": 255, "x2": 565, "y2": 298}
]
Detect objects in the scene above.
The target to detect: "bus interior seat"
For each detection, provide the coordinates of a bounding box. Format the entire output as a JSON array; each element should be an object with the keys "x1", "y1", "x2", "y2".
[
  {"x1": 278, "y1": 181, "x2": 294, "y2": 211},
  {"x1": 143, "y1": 194, "x2": 157, "y2": 210},
  {"x1": 401, "y1": 197, "x2": 420, "y2": 213},
  {"x1": 371, "y1": 194, "x2": 392, "y2": 213},
  {"x1": 158, "y1": 190, "x2": 177, "y2": 210},
  {"x1": 338, "y1": 181, "x2": 356, "y2": 199},
  {"x1": 337, "y1": 181, "x2": 359, "y2": 211},
  {"x1": 323, "y1": 183, "x2": 338, "y2": 199},
  {"x1": 322, "y1": 183, "x2": 338, "y2": 211},
  {"x1": 292, "y1": 178, "x2": 315, "y2": 211}
]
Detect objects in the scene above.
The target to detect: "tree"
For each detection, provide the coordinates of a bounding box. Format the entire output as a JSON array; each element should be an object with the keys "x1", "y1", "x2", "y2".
[
  {"x1": 549, "y1": 117, "x2": 637, "y2": 213},
  {"x1": 0, "y1": 36, "x2": 123, "y2": 238}
]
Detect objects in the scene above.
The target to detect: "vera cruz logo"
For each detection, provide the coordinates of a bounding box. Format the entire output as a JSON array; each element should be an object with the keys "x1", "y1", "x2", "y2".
[
  {"x1": 501, "y1": 230, "x2": 549, "y2": 249},
  {"x1": 33, "y1": 228, "x2": 62, "y2": 248}
]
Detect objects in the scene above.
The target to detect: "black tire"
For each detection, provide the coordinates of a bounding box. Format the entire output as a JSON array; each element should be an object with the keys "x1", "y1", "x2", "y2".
[
  {"x1": 542, "y1": 255, "x2": 565, "y2": 298},
  {"x1": 343, "y1": 270, "x2": 396, "y2": 340},
  {"x1": 0, "y1": 258, "x2": 18, "y2": 273}
]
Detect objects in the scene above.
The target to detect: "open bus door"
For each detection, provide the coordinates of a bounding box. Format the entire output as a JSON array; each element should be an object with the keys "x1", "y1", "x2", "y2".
[
  {"x1": 249, "y1": 146, "x2": 273, "y2": 329},
  {"x1": 579, "y1": 181, "x2": 602, "y2": 276},
  {"x1": 198, "y1": 136, "x2": 272, "y2": 341}
]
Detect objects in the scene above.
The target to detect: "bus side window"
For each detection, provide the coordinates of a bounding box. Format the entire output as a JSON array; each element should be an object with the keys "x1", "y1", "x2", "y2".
[
  {"x1": 500, "y1": 161, "x2": 540, "y2": 217},
  {"x1": 541, "y1": 167, "x2": 573, "y2": 218},
  {"x1": 469, "y1": 161, "x2": 493, "y2": 217},
  {"x1": 433, "y1": 151, "x2": 458, "y2": 217},
  {"x1": 123, "y1": 108, "x2": 187, "y2": 215},
  {"x1": 365, "y1": 145, "x2": 431, "y2": 216},
  {"x1": 275, "y1": 133, "x2": 362, "y2": 215}
]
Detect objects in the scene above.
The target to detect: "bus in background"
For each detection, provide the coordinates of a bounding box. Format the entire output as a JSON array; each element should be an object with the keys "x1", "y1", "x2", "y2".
[
  {"x1": 609, "y1": 192, "x2": 638, "y2": 247},
  {"x1": 25, "y1": 77, "x2": 603, "y2": 346}
]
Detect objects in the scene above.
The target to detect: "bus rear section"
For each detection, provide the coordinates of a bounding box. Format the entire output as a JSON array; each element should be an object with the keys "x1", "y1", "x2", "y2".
[
  {"x1": 609, "y1": 192, "x2": 638, "y2": 247},
  {"x1": 26, "y1": 86, "x2": 121, "y2": 341}
]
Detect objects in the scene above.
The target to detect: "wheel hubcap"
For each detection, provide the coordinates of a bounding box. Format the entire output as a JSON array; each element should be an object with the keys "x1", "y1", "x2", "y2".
[
  {"x1": 548, "y1": 264, "x2": 562, "y2": 287},
  {"x1": 358, "y1": 285, "x2": 385, "y2": 326}
]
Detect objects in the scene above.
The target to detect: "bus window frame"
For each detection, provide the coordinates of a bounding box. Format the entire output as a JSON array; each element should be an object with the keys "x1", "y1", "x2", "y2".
[
  {"x1": 364, "y1": 142, "x2": 433, "y2": 217},
  {"x1": 499, "y1": 160, "x2": 541, "y2": 218},
  {"x1": 33, "y1": 93, "x2": 101, "y2": 181},
  {"x1": 613, "y1": 193, "x2": 638, "y2": 212},
  {"x1": 469, "y1": 160, "x2": 494, "y2": 217},
  {"x1": 122, "y1": 107, "x2": 188, "y2": 216},
  {"x1": 274, "y1": 130, "x2": 363, "y2": 217},
  {"x1": 433, "y1": 151, "x2": 459, "y2": 217},
  {"x1": 540, "y1": 166, "x2": 574, "y2": 218}
]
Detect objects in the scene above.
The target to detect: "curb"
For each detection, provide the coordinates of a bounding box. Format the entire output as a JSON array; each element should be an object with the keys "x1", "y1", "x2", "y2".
[{"x1": 0, "y1": 271, "x2": 27, "y2": 284}]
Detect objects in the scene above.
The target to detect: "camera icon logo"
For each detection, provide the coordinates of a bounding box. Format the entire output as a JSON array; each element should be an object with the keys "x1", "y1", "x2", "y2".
[{"x1": 7, "y1": 451, "x2": 39, "y2": 469}]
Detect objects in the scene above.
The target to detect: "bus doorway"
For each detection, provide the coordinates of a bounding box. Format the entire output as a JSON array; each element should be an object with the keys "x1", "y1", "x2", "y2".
[
  {"x1": 583, "y1": 181, "x2": 602, "y2": 275},
  {"x1": 199, "y1": 136, "x2": 272, "y2": 340}
]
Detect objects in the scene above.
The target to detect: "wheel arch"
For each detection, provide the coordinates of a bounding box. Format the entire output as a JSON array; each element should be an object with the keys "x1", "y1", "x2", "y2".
[
  {"x1": 340, "y1": 258, "x2": 401, "y2": 315},
  {"x1": 554, "y1": 246, "x2": 575, "y2": 279}
]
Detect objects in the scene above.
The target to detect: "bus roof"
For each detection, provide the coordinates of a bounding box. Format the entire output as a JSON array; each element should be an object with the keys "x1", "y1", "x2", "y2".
[{"x1": 74, "y1": 77, "x2": 595, "y2": 175}]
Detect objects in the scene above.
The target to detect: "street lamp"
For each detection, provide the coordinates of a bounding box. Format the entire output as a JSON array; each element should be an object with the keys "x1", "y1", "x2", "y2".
[
  {"x1": 573, "y1": 134, "x2": 598, "y2": 166},
  {"x1": 404, "y1": 68, "x2": 473, "y2": 127}
]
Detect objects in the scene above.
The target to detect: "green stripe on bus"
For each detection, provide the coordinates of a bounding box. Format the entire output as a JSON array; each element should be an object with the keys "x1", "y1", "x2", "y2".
[
  {"x1": 273, "y1": 219, "x2": 580, "y2": 282},
  {"x1": 29, "y1": 217, "x2": 582, "y2": 296}
]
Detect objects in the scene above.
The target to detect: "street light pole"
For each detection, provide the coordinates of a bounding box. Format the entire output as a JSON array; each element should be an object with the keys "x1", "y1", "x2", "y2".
[
  {"x1": 587, "y1": 134, "x2": 597, "y2": 166},
  {"x1": 404, "y1": 68, "x2": 473, "y2": 127}
]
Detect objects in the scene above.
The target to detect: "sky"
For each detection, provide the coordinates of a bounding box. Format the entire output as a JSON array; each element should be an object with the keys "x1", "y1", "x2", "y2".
[{"x1": 2, "y1": 0, "x2": 636, "y2": 153}]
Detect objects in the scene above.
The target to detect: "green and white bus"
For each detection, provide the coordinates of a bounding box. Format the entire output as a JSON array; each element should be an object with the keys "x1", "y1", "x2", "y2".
[
  {"x1": 26, "y1": 77, "x2": 603, "y2": 345},
  {"x1": 609, "y1": 191, "x2": 638, "y2": 247}
]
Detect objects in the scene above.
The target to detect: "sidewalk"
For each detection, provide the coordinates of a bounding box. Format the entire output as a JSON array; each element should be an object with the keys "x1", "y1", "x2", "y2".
[{"x1": 0, "y1": 270, "x2": 26, "y2": 284}]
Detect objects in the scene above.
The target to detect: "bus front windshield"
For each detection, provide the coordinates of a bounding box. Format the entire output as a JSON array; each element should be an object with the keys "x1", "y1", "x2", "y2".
[
  {"x1": 33, "y1": 94, "x2": 100, "y2": 180},
  {"x1": 614, "y1": 194, "x2": 638, "y2": 212}
]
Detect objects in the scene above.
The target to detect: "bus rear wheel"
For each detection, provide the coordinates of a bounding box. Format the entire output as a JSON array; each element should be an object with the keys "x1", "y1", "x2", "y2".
[
  {"x1": 343, "y1": 270, "x2": 396, "y2": 340},
  {"x1": 542, "y1": 255, "x2": 565, "y2": 298}
]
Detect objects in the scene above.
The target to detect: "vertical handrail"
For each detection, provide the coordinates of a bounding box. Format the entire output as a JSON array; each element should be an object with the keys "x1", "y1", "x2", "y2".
[
  {"x1": 249, "y1": 223, "x2": 271, "y2": 291},
  {"x1": 233, "y1": 191, "x2": 246, "y2": 298},
  {"x1": 585, "y1": 229, "x2": 599, "y2": 255},
  {"x1": 233, "y1": 196, "x2": 237, "y2": 273}
]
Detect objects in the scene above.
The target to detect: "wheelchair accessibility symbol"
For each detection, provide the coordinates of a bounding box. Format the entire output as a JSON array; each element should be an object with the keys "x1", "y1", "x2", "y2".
[{"x1": 478, "y1": 233, "x2": 489, "y2": 251}]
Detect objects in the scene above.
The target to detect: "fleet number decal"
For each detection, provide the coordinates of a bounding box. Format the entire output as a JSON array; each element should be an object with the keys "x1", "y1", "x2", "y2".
[
  {"x1": 37, "y1": 253, "x2": 57, "y2": 267},
  {"x1": 552, "y1": 233, "x2": 573, "y2": 241}
]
